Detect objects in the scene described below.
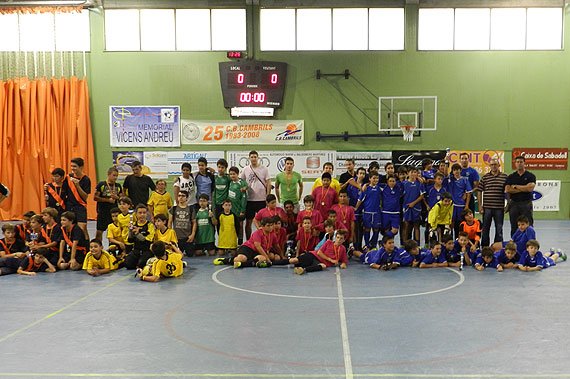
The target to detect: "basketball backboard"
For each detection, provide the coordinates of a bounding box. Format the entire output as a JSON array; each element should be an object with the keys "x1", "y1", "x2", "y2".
[{"x1": 379, "y1": 96, "x2": 438, "y2": 136}]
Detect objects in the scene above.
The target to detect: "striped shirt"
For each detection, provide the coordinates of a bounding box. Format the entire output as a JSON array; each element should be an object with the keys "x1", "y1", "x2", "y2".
[{"x1": 478, "y1": 172, "x2": 508, "y2": 209}]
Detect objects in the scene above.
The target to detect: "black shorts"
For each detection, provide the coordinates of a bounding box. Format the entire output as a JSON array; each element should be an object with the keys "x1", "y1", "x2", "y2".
[
  {"x1": 69, "y1": 205, "x2": 87, "y2": 223},
  {"x1": 96, "y1": 213, "x2": 112, "y2": 232},
  {"x1": 62, "y1": 250, "x2": 86, "y2": 264},
  {"x1": 237, "y1": 245, "x2": 258, "y2": 260},
  {"x1": 194, "y1": 242, "x2": 216, "y2": 251},
  {"x1": 246, "y1": 201, "x2": 266, "y2": 220}
]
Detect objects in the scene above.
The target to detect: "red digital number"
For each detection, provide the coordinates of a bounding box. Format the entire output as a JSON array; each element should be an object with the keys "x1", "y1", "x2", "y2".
[
  {"x1": 239, "y1": 92, "x2": 266, "y2": 103},
  {"x1": 270, "y1": 73, "x2": 278, "y2": 84},
  {"x1": 237, "y1": 73, "x2": 244, "y2": 84}
]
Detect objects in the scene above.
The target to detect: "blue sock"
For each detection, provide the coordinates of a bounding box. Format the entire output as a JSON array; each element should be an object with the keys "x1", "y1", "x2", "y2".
[{"x1": 364, "y1": 230, "x2": 371, "y2": 247}]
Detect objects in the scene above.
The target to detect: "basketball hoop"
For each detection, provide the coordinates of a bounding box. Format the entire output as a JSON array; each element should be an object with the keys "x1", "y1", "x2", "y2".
[{"x1": 400, "y1": 125, "x2": 415, "y2": 142}]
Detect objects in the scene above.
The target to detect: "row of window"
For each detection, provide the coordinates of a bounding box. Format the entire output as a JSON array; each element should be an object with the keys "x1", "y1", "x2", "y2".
[{"x1": 0, "y1": 7, "x2": 563, "y2": 52}]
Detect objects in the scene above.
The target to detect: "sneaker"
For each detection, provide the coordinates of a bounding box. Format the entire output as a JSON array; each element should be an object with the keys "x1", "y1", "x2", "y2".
[
  {"x1": 294, "y1": 267, "x2": 305, "y2": 275},
  {"x1": 256, "y1": 261, "x2": 272, "y2": 268},
  {"x1": 557, "y1": 249, "x2": 567, "y2": 262},
  {"x1": 182, "y1": 261, "x2": 188, "y2": 268},
  {"x1": 233, "y1": 261, "x2": 243, "y2": 269},
  {"x1": 134, "y1": 268, "x2": 142, "y2": 278},
  {"x1": 213, "y1": 258, "x2": 226, "y2": 265}
]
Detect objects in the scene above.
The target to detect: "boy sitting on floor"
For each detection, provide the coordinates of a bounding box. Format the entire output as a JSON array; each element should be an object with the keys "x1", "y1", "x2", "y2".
[{"x1": 137, "y1": 241, "x2": 185, "y2": 282}]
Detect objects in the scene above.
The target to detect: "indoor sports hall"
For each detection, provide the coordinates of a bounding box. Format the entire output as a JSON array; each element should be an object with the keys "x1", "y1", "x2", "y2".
[{"x1": 0, "y1": 0, "x2": 569, "y2": 378}]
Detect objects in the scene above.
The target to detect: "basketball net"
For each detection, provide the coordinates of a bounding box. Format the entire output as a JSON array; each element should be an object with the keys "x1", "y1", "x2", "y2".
[{"x1": 400, "y1": 125, "x2": 415, "y2": 142}]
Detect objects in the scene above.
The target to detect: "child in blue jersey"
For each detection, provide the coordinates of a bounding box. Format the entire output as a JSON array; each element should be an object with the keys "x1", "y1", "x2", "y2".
[
  {"x1": 402, "y1": 167, "x2": 424, "y2": 244},
  {"x1": 495, "y1": 242, "x2": 520, "y2": 269},
  {"x1": 419, "y1": 241, "x2": 448, "y2": 268},
  {"x1": 492, "y1": 216, "x2": 535, "y2": 255},
  {"x1": 448, "y1": 163, "x2": 472, "y2": 238},
  {"x1": 315, "y1": 220, "x2": 335, "y2": 251},
  {"x1": 474, "y1": 247, "x2": 503, "y2": 271},
  {"x1": 380, "y1": 175, "x2": 402, "y2": 239},
  {"x1": 445, "y1": 232, "x2": 475, "y2": 268},
  {"x1": 403, "y1": 239, "x2": 424, "y2": 267},
  {"x1": 420, "y1": 158, "x2": 436, "y2": 188},
  {"x1": 517, "y1": 239, "x2": 565, "y2": 271},
  {"x1": 366, "y1": 236, "x2": 412, "y2": 270},
  {"x1": 355, "y1": 172, "x2": 382, "y2": 250}
]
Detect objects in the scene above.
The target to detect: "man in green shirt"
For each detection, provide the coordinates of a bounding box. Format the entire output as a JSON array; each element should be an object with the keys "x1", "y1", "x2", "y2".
[
  {"x1": 275, "y1": 157, "x2": 303, "y2": 212},
  {"x1": 214, "y1": 158, "x2": 231, "y2": 218},
  {"x1": 228, "y1": 166, "x2": 248, "y2": 245}
]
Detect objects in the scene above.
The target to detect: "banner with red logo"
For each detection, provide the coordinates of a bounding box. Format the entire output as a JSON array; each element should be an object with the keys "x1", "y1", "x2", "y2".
[
  {"x1": 448, "y1": 150, "x2": 505, "y2": 175},
  {"x1": 181, "y1": 120, "x2": 304, "y2": 145},
  {"x1": 512, "y1": 148, "x2": 568, "y2": 170}
]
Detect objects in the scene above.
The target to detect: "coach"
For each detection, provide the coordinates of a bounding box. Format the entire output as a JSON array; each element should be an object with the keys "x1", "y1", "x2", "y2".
[
  {"x1": 477, "y1": 158, "x2": 508, "y2": 247},
  {"x1": 505, "y1": 155, "x2": 536, "y2": 236}
]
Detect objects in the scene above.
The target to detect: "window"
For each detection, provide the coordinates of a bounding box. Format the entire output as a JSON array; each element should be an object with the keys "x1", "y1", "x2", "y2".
[
  {"x1": 0, "y1": 14, "x2": 19, "y2": 51},
  {"x1": 419, "y1": 7, "x2": 563, "y2": 51},
  {"x1": 105, "y1": 9, "x2": 140, "y2": 51},
  {"x1": 55, "y1": 11, "x2": 91, "y2": 51},
  {"x1": 260, "y1": 7, "x2": 405, "y2": 51},
  {"x1": 140, "y1": 9, "x2": 175, "y2": 51},
  {"x1": 176, "y1": 9, "x2": 211, "y2": 51},
  {"x1": 211, "y1": 9, "x2": 247, "y2": 51}
]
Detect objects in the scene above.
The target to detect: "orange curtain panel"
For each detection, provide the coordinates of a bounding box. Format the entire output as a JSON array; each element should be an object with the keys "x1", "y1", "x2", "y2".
[{"x1": 0, "y1": 76, "x2": 97, "y2": 220}]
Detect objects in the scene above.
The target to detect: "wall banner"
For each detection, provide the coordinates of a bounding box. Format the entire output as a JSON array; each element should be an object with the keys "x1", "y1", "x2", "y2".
[
  {"x1": 110, "y1": 106, "x2": 181, "y2": 147},
  {"x1": 228, "y1": 151, "x2": 335, "y2": 179},
  {"x1": 112, "y1": 151, "x2": 168, "y2": 179},
  {"x1": 335, "y1": 151, "x2": 392, "y2": 174},
  {"x1": 392, "y1": 150, "x2": 447, "y2": 169},
  {"x1": 449, "y1": 150, "x2": 505, "y2": 175},
  {"x1": 167, "y1": 151, "x2": 225, "y2": 176},
  {"x1": 532, "y1": 180, "x2": 561, "y2": 211},
  {"x1": 181, "y1": 120, "x2": 304, "y2": 145},
  {"x1": 512, "y1": 148, "x2": 568, "y2": 170}
]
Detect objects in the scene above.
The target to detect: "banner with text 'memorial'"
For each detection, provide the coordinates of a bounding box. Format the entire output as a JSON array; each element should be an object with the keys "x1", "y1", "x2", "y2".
[{"x1": 110, "y1": 106, "x2": 181, "y2": 147}]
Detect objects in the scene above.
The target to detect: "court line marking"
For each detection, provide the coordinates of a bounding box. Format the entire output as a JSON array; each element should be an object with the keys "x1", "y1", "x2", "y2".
[
  {"x1": 335, "y1": 267, "x2": 354, "y2": 379},
  {"x1": 1, "y1": 373, "x2": 570, "y2": 378},
  {"x1": 0, "y1": 274, "x2": 131, "y2": 345},
  {"x1": 211, "y1": 267, "x2": 464, "y2": 300}
]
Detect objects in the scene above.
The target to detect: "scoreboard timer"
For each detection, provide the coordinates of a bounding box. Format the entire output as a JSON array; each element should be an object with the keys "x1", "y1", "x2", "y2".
[{"x1": 219, "y1": 60, "x2": 287, "y2": 114}]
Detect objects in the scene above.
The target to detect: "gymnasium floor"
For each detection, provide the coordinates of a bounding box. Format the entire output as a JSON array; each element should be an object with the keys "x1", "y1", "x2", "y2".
[{"x1": 1, "y1": 220, "x2": 569, "y2": 379}]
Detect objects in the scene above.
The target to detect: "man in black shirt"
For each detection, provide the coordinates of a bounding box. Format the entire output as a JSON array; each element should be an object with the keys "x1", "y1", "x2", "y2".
[
  {"x1": 339, "y1": 159, "x2": 356, "y2": 188},
  {"x1": 505, "y1": 155, "x2": 536, "y2": 237},
  {"x1": 123, "y1": 161, "x2": 156, "y2": 208}
]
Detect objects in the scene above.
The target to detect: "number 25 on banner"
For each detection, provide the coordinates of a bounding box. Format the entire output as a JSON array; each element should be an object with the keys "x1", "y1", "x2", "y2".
[{"x1": 203, "y1": 126, "x2": 224, "y2": 141}]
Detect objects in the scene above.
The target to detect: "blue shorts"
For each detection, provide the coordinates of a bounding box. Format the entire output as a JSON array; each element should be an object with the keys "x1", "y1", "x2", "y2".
[
  {"x1": 452, "y1": 205, "x2": 465, "y2": 222},
  {"x1": 362, "y1": 212, "x2": 381, "y2": 229},
  {"x1": 382, "y1": 212, "x2": 400, "y2": 230},
  {"x1": 403, "y1": 207, "x2": 421, "y2": 222}
]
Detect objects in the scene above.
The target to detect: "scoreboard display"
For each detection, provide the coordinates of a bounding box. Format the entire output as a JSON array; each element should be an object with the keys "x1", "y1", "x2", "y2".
[{"x1": 219, "y1": 60, "x2": 287, "y2": 111}]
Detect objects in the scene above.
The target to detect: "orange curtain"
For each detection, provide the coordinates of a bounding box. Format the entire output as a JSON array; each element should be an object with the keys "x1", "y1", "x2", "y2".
[{"x1": 0, "y1": 76, "x2": 97, "y2": 220}]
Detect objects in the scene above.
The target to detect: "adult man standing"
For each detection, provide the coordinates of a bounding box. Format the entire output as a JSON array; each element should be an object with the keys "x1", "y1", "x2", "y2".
[
  {"x1": 339, "y1": 158, "x2": 356, "y2": 187},
  {"x1": 505, "y1": 155, "x2": 536, "y2": 236},
  {"x1": 241, "y1": 151, "x2": 271, "y2": 239},
  {"x1": 459, "y1": 152, "x2": 480, "y2": 212},
  {"x1": 275, "y1": 157, "x2": 303, "y2": 211},
  {"x1": 477, "y1": 158, "x2": 508, "y2": 247},
  {"x1": 123, "y1": 161, "x2": 156, "y2": 207}
]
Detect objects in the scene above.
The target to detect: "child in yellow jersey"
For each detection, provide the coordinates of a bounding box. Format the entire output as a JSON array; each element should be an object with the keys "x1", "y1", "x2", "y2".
[
  {"x1": 117, "y1": 196, "x2": 134, "y2": 252},
  {"x1": 154, "y1": 213, "x2": 181, "y2": 254},
  {"x1": 216, "y1": 199, "x2": 239, "y2": 256},
  {"x1": 147, "y1": 180, "x2": 173, "y2": 221},
  {"x1": 106, "y1": 208, "x2": 126, "y2": 258},
  {"x1": 83, "y1": 239, "x2": 119, "y2": 276},
  {"x1": 137, "y1": 241, "x2": 185, "y2": 282}
]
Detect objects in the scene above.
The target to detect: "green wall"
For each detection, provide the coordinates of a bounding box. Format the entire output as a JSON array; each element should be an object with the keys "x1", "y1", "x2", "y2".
[{"x1": 87, "y1": 6, "x2": 570, "y2": 219}]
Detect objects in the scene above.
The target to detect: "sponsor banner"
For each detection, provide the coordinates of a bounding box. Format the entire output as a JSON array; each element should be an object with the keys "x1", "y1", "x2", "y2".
[
  {"x1": 392, "y1": 150, "x2": 447, "y2": 169},
  {"x1": 512, "y1": 148, "x2": 568, "y2": 170},
  {"x1": 532, "y1": 180, "x2": 561, "y2": 211},
  {"x1": 181, "y1": 120, "x2": 304, "y2": 145},
  {"x1": 112, "y1": 151, "x2": 168, "y2": 179},
  {"x1": 449, "y1": 150, "x2": 505, "y2": 175},
  {"x1": 110, "y1": 106, "x2": 180, "y2": 147},
  {"x1": 167, "y1": 151, "x2": 226, "y2": 175},
  {"x1": 228, "y1": 151, "x2": 335, "y2": 179},
  {"x1": 335, "y1": 151, "x2": 392, "y2": 174}
]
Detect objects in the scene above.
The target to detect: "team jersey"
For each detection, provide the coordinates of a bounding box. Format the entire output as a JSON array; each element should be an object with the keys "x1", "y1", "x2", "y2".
[
  {"x1": 428, "y1": 200, "x2": 453, "y2": 228},
  {"x1": 461, "y1": 167, "x2": 480, "y2": 190},
  {"x1": 44, "y1": 182, "x2": 67, "y2": 214},
  {"x1": 346, "y1": 180, "x2": 363, "y2": 208},
  {"x1": 448, "y1": 176, "x2": 472, "y2": 207},
  {"x1": 227, "y1": 179, "x2": 248, "y2": 216},
  {"x1": 459, "y1": 220, "x2": 482, "y2": 243},
  {"x1": 365, "y1": 247, "x2": 413, "y2": 267},
  {"x1": 474, "y1": 254, "x2": 500, "y2": 269},
  {"x1": 95, "y1": 181, "x2": 122, "y2": 214},
  {"x1": 106, "y1": 222, "x2": 124, "y2": 244},
  {"x1": 151, "y1": 252, "x2": 184, "y2": 278},
  {"x1": 0, "y1": 238, "x2": 26, "y2": 256},
  {"x1": 311, "y1": 240, "x2": 348, "y2": 267},
  {"x1": 518, "y1": 251, "x2": 554, "y2": 269},
  {"x1": 275, "y1": 171, "x2": 303, "y2": 204},
  {"x1": 255, "y1": 206, "x2": 287, "y2": 224},
  {"x1": 421, "y1": 251, "x2": 447, "y2": 265},
  {"x1": 495, "y1": 249, "x2": 520, "y2": 265},
  {"x1": 358, "y1": 184, "x2": 381, "y2": 213},
  {"x1": 127, "y1": 221, "x2": 155, "y2": 251},
  {"x1": 82, "y1": 250, "x2": 118, "y2": 271},
  {"x1": 155, "y1": 227, "x2": 178, "y2": 246},
  {"x1": 195, "y1": 208, "x2": 215, "y2": 244},
  {"x1": 173, "y1": 175, "x2": 197, "y2": 206},
  {"x1": 331, "y1": 204, "x2": 355, "y2": 234},
  {"x1": 444, "y1": 241, "x2": 464, "y2": 263},
  {"x1": 61, "y1": 224, "x2": 89, "y2": 254},
  {"x1": 285, "y1": 212, "x2": 298, "y2": 237},
  {"x1": 217, "y1": 213, "x2": 239, "y2": 249},
  {"x1": 315, "y1": 232, "x2": 334, "y2": 251},
  {"x1": 511, "y1": 226, "x2": 536, "y2": 254},
  {"x1": 243, "y1": 229, "x2": 275, "y2": 253},
  {"x1": 402, "y1": 180, "x2": 425, "y2": 210},
  {"x1": 312, "y1": 177, "x2": 341, "y2": 194},
  {"x1": 18, "y1": 255, "x2": 49, "y2": 273},
  {"x1": 63, "y1": 174, "x2": 91, "y2": 208},
  {"x1": 118, "y1": 212, "x2": 134, "y2": 246},
  {"x1": 295, "y1": 228, "x2": 319, "y2": 252},
  {"x1": 43, "y1": 223, "x2": 63, "y2": 253},
  {"x1": 214, "y1": 174, "x2": 231, "y2": 206},
  {"x1": 194, "y1": 171, "x2": 215, "y2": 199},
  {"x1": 312, "y1": 186, "x2": 339, "y2": 221},
  {"x1": 426, "y1": 184, "x2": 449, "y2": 208},
  {"x1": 296, "y1": 209, "x2": 324, "y2": 230},
  {"x1": 380, "y1": 184, "x2": 403, "y2": 213},
  {"x1": 147, "y1": 191, "x2": 173, "y2": 217},
  {"x1": 273, "y1": 227, "x2": 288, "y2": 253}
]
